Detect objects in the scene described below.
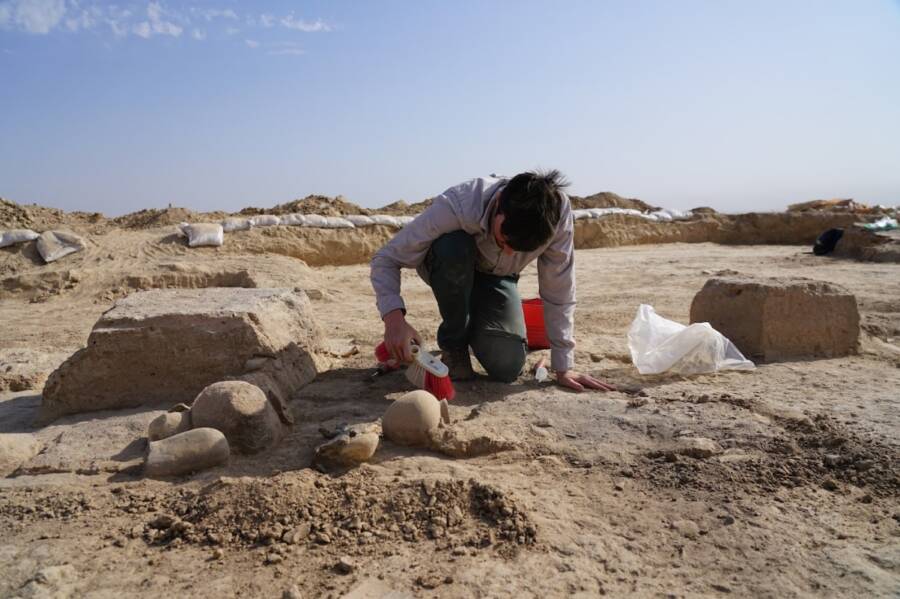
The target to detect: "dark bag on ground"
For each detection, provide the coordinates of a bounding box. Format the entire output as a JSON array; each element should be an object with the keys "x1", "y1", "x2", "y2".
[{"x1": 813, "y1": 228, "x2": 844, "y2": 255}]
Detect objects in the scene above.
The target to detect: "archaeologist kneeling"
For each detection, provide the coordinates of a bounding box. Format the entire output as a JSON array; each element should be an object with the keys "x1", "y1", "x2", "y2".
[{"x1": 370, "y1": 170, "x2": 615, "y2": 392}]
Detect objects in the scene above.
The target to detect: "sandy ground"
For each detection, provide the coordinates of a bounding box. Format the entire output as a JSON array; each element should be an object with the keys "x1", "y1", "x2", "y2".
[{"x1": 1, "y1": 239, "x2": 899, "y2": 598}]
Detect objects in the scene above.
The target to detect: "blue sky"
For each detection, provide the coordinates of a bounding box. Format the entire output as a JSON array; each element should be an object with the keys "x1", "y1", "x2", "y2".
[{"x1": 1, "y1": 1, "x2": 899, "y2": 215}]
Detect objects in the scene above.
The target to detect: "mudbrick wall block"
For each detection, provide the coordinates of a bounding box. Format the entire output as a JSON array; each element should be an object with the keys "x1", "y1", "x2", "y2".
[
  {"x1": 39, "y1": 288, "x2": 324, "y2": 424},
  {"x1": 690, "y1": 277, "x2": 859, "y2": 362}
]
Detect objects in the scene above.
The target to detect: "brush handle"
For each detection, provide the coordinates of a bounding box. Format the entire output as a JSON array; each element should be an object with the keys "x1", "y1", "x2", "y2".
[{"x1": 410, "y1": 343, "x2": 449, "y2": 378}]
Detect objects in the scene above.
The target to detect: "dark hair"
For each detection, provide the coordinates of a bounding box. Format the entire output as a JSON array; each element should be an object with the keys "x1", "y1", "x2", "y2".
[{"x1": 498, "y1": 169, "x2": 568, "y2": 252}]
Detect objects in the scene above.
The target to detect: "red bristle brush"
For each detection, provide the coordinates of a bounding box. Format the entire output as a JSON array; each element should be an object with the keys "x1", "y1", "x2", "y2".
[{"x1": 374, "y1": 340, "x2": 456, "y2": 401}]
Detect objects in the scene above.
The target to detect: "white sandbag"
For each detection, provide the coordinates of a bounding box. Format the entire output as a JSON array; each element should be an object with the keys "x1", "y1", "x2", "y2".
[
  {"x1": 250, "y1": 215, "x2": 280, "y2": 227},
  {"x1": 396, "y1": 216, "x2": 415, "y2": 227},
  {"x1": 36, "y1": 231, "x2": 85, "y2": 263},
  {"x1": 322, "y1": 216, "x2": 355, "y2": 229},
  {"x1": 370, "y1": 215, "x2": 401, "y2": 227},
  {"x1": 281, "y1": 213, "x2": 307, "y2": 226},
  {"x1": 179, "y1": 223, "x2": 224, "y2": 248},
  {"x1": 221, "y1": 217, "x2": 252, "y2": 232},
  {"x1": 0, "y1": 229, "x2": 40, "y2": 248},
  {"x1": 588, "y1": 208, "x2": 643, "y2": 219},
  {"x1": 627, "y1": 304, "x2": 755, "y2": 376},
  {"x1": 572, "y1": 209, "x2": 594, "y2": 220},
  {"x1": 302, "y1": 214, "x2": 329, "y2": 228},
  {"x1": 345, "y1": 214, "x2": 375, "y2": 227},
  {"x1": 648, "y1": 209, "x2": 691, "y2": 222}
]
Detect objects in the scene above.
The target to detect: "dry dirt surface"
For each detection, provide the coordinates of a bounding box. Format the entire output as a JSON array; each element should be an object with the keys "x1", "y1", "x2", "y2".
[{"x1": 1, "y1": 234, "x2": 899, "y2": 598}]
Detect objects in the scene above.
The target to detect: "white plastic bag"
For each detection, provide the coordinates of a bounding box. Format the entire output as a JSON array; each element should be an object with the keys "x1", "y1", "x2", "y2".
[
  {"x1": 178, "y1": 223, "x2": 224, "y2": 248},
  {"x1": 627, "y1": 304, "x2": 754, "y2": 375},
  {"x1": 0, "y1": 229, "x2": 40, "y2": 248},
  {"x1": 221, "y1": 217, "x2": 252, "y2": 232}
]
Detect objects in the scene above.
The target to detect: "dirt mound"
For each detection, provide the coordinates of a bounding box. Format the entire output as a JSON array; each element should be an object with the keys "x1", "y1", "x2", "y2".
[
  {"x1": 378, "y1": 198, "x2": 433, "y2": 216},
  {"x1": 112, "y1": 207, "x2": 199, "y2": 229},
  {"x1": 0, "y1": 198, "x2": 105, "y2": 230},
  {"x1": 570, "y1": 191, "x2": 658, "y2": 212},
  {"x1": 641, "y1": 405, "x2": 900, "y2": 498},
  {"x1": 125, "y1": 473, "x2": 536, "y2": 555},
  {"x1": 237, "y1": 195, "x2": 368, "y2": 217},
  {"x1": 787, "y1": 198, "x2": 897, "y2": 214}
]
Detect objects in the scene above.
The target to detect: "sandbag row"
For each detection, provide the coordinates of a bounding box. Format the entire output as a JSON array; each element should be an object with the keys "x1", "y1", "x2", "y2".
[
  {"x1": 572, "y1": 207, "x2": 692, "y2": 222},
  {"x1": 181, "y1": 213, "x2": 417, "y2": 248}
]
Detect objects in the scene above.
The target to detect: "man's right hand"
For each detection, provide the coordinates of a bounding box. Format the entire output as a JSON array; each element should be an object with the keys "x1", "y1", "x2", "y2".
[{"x1": 383, "y1": 309, "x2": 422, "y2": 363}]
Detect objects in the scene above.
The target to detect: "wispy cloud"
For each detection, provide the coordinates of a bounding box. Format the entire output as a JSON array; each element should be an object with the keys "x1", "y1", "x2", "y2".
[
  {"x1": 266, "y1": 40, "x2": 303, "y2": 56},
  {"x1": 194, "y1": 7, "x2": 235, "y2": 21},
  {"x1": 133, "y1": 1, "x2": 182, "y2": 38},
  {"x1": 0, "y1": 2, "x2": 334, "y2": 46},
  {"x1": 65, "y1": 2, "x2": 100, "y2": 32},
  {"x1": 0, "y1": 0, "x2": 67, "y2": 34},
  {"x1": 280, "y1": 15, "x2": 330, "y2": 32}
]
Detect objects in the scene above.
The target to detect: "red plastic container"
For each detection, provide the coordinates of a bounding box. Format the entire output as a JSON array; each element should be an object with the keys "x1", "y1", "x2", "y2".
[{"x1": 521, "y1": 298, "x2": 551, "y2": 350}]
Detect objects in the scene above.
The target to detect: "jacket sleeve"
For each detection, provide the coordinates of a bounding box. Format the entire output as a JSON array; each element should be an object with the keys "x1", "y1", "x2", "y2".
[
  {"x1": 537, "y1": 204, "x2": 576, "y2": 371},
  {"x1": 370, "y1": 189, "x2": 463, "y2": 319}
]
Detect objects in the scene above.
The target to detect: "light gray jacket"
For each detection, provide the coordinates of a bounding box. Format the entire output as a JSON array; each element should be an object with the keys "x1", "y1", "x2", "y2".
[{"x1": 370, "y1": 176, "x2": 576, "y2": 371}]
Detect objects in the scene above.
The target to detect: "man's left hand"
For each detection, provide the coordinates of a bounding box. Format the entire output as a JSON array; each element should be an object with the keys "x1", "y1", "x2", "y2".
[{"x1": 556, "y1": 370, "x2": 617, "y2": 392}]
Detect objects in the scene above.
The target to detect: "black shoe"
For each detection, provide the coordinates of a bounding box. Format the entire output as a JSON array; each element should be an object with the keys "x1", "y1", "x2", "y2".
[{"x1": 440, "y1": 348, "x2": 475, "y2": 381}]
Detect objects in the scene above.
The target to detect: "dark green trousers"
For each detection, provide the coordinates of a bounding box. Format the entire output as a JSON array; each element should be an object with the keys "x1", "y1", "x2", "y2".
[{"x1": 425, "y1": 230, "x2": 527, "y2": 382}]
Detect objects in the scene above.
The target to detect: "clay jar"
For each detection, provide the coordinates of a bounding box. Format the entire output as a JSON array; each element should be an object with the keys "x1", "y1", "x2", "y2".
[{"x1": 382, "y1": 390, "x2": 442, "y2": 446}]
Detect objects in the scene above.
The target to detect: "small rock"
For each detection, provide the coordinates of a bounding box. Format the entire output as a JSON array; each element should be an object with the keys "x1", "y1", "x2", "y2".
[
  {"x1": 283, "y1": 523, "x2": 311, "y2": 544},
  {"x1": 671, "y1": 519, "x2": 700, "y2": 539},
  {"x1": 822, "y1": 478, "x2": 839, "y2": 492},
  {"x1": 211, "y1": 548, "x2": 224, "y2": 560},
  {"x1": 149, "y1": 514, "x2": 176, "y2": 529},
  {"x1": 859, "y1": 494, "x2": 873, "y2": 504},
  {"x1": 855, "y1": 459, "x2": 875, "y2": 471},
  {"x1": 823, "y1": 454, "x2": 842, "y2": 468},
  {"x1": 721, "y1": 515, "x2": 735, "y2": 526},
  {"x1": 282, "y1": 586, "x2": 303, "y2": 599},
  {"x1": 336, "y1": 556, "x2": 355, "y2": 574},
  {"x1": 675, "y1": 437, "x2": 723, "y2": 459},
  {"x1": 266, "y1": 552, "x2": 284, "y2": 565},
  {"x1": 315, "y1": 533, "x2": 332, "y2": 545}
]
